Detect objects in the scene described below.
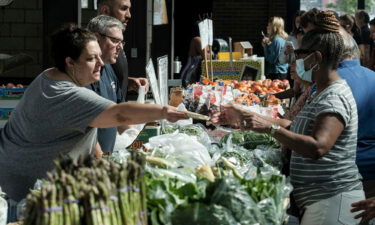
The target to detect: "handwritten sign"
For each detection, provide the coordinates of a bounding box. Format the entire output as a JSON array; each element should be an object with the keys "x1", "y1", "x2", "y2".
[{"x1": 146, "y1": 59, "x2": 162, "y2": 105}]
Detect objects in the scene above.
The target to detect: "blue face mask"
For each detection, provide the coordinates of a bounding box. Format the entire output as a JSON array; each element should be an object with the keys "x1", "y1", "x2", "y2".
[{"x1": 295, "y1": 58, "x2": 314, "y2": 82}]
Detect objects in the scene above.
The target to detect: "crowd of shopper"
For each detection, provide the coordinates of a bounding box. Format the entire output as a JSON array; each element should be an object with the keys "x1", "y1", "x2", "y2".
[{"x1": 223, "y1": 8, "x2": 375, "y2": 225}]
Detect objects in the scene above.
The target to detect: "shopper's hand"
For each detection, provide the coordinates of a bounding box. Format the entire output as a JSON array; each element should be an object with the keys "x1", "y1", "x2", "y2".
[
  {"x1": 262, "y1": 37, "x2": 271, "y2": 47},
  {"x1": 284, "y1": 45, "x2": 294, "y2": 55},
  {"x1": 162, "y1": 106, "x2": 188, "y2": 122},
  {"x1": 211, "y1": 104, "x2": 244, "y2": 128},
  {"x1": 128, "y1": 77, "x2": 149, "y2": 92},
  {"x1": 351, "y1": 197, "x2": 375, "y2": 224},
  {"x1": 241, "y1": 112, "x2": 272, "y2": 133}
]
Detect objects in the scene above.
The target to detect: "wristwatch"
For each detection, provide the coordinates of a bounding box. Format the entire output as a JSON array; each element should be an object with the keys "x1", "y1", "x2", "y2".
[{"x1": 270, "y1": 124, "x2": 281, "y2": 136}]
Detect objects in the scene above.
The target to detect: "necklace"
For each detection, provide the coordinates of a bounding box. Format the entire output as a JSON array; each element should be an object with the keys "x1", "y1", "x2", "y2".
[{"x1": 65, "y1": 70, "x2": 81, "y2": 86}]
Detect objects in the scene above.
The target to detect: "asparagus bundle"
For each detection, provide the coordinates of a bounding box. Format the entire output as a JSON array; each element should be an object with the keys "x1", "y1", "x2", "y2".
[{"x1": 23, "y1": 153, "x2": 147, "y2": 225}]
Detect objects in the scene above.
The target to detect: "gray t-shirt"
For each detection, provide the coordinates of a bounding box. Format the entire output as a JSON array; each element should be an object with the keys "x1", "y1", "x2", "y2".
[
  {"x1": 0, "y1": 72, "x2": 114, "y2": 201},
  {"x1": 290, "y1": 79, "x2": 362, "y2": 209}
]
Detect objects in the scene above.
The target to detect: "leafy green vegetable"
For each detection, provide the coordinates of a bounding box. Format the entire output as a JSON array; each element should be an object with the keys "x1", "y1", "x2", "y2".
[
  {"x1": 210, "y1": 177, "x2": 266, "y2": 225},
  {"x1": 171, "y1": 203, "x2": 238, "y2": 225},
  {"x1": 221, "y1": 130, "x2": 278, "y2": 150}
]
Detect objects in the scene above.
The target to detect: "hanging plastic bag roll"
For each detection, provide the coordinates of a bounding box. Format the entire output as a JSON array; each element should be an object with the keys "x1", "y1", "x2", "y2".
[
  {"x1": 113, "y1": 86, "x2": 147, "y2": 151},
  {"x1": 0, "y1": 187, "x2": 7, "y2": 225}
]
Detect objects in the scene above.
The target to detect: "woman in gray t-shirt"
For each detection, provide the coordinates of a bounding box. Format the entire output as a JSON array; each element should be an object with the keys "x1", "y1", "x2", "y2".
[
  {"x1": 213, "y1": 11, "x2": 364, "y2": 225},
  {"x1": 0, "y1": 25, "x2": 187, "y2": 203}
]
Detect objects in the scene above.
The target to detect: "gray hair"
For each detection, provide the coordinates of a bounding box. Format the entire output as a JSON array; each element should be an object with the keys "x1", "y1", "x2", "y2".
[
  {"x1": 87, "y1": 15, "x2": 124, "y2": 35},
  {"x1": 339, "y1": 27, "x2": 358, "y2": 61}
]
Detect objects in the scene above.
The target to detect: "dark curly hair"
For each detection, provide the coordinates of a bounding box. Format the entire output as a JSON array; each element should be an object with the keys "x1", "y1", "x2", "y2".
[
  {"x1": 301, "y1": 10, "x2": 344, "y2": 70},
  {"x1": 50, "y1": 24, "x2": 97, "y2": 73},
  {"x1": 300, "y1": 8, "x2": 320, "y2": 29}
]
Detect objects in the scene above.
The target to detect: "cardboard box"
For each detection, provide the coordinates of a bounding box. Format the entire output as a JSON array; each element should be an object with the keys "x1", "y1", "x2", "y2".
[
  {"x1": 234, "y1": 41, "x2": 253, "y2": 57},
  {"x1": 129, "y1": 125, "x2": 161, "y2": 149},
  {"x1": 217, "y1": 52, "x2": 242, "y2": 60},
  {"x1": 0, "y1": 88, "x2": 26, "y2": 100}
]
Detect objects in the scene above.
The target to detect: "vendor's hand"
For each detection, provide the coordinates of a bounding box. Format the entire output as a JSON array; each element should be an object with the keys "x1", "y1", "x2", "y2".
[
  {"x1": 162, "y1": 105, "x2": 188, "y2": 122},
  {"x1": 262, "y1": 37, "x2": 271, "y2": 47},
  {"x1": 351, "y1": 197, "x2": 375, "y2": 224},
  {"x1": 94, "y1": 142, "x2": 103, "y2": 159},
  {"x1": 128, "y1": 77, "x2": 150, "y2": 92}
]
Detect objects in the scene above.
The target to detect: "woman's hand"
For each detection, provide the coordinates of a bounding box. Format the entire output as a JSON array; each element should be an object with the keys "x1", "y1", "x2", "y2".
[
  {"x1": 128, "y1": 77, "x2": 150, "y2": 92},
  {"x1": 210, "y1": 104, "x2": 243, "y2": 127},
  {"x1": 242, "y1": 112, "x2": 272, "y2": 133},
  {"x1": 284, "y1": 45, "x2": 294, "y2": 55},
  {"x1": 162, "y1": 106, "x2": 188, "y2": 122},
  {"x1": 262, "y1": 37, "x2": 271, "y2": 47},
  {"x1": 211, "y1": 104, "x2": 272, "y2": 133},
  {"x1": 351, "y1": 197, "x2": 375, "y2": 224}
]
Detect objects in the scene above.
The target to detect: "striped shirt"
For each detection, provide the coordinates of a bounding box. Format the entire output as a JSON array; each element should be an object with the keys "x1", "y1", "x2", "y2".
[{"x1": 290, "y1": 79, "x2": 363, "y2": 209}]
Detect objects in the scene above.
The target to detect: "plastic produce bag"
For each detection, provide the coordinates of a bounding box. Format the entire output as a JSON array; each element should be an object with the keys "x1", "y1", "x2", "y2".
[
  {"x1": 253, "y1": 145, "x2": 283, "y2": 171},
  {"x1": 221, "y1": 130, "x2": 278, "y2": 150},
  {"x1": 0, "y1": 188, "x2": 7, "y2": 225},
  {"x1": 113, "y1": 86, "x2": 147, "y2": 151},
  {"x1": 107, "y1": 149, "x2": 131, "y2": 164},
  {"x1": 162, "y1": 123, "x2": 212, "y2": 148},
  {"x1": 145, "y1": 133, "x2": 213, "y2": 170}
]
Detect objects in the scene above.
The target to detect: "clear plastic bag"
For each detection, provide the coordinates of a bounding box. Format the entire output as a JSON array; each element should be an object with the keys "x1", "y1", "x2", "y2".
[
  {"x1": 145, "y1": 133, "x2": 213, "y2": 170},
  {"x1": 113, "y1": 86, "x2": 147, "y2": 151},
  {"x1": 0, "y1": 188, "x2": 7, "y2": 225}
]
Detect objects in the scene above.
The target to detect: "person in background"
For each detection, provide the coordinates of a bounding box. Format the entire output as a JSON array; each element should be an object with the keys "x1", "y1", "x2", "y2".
[
  {"x1": 340, "y1": 14, "x2": 361, "y2": 45},
  {"x1": 86, "y1": 15, "x2": 127, "y2": 155},
  {"x1": 355, "y1": 10, "x2": 372, "y2": 67},
  {"x1": 214, "y1": 11, "x2": 364, "y2": 225},
  {"x1": 287, "y1": 10, "x2": 305, "y2": 49},
  {"x1": 97, "y1": 0, "x2": 149, "y2": 100},
  {"x1": 352, "y1": 198, "x2": 375, "y2": 224},
  {"x1": 369, "y1": 18, "x2": 375, "y2": 70},
  {"x1": 300, "y1": 8, "x2": 319, "y2": 33},
  {"x1": 279, "y1": 10, "x2": 305, "y2": 65},
  {"x1": 278, "y1": 10, "x2": 305, "y2": 101},
  {"x1": 262, "y1": 16, "x2": 288, "y2": 80},
  {"x1": 338, "y1": 24, "x2": 375, "y2": 199},
  {"x1": 1, "y1": 25, "x2": 187, "y2": 222}
]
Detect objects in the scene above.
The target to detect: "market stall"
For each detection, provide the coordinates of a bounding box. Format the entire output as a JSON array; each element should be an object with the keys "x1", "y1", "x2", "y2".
[{"x1": 0, "y1": 73, "x2": 293, "y2": 225}]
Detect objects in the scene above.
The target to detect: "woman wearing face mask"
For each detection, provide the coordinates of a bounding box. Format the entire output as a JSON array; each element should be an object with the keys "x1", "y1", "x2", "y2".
[{"x1": 212, "y1": 11, "x2": 364, "y2": 225}]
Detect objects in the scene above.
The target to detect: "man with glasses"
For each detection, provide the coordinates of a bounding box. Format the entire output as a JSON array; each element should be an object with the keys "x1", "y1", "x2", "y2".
[
  {"x1": 97, "y1": 0, "x2": 149, "y2": 100},
  {"x1": 87, "y1": 15, "x2": 128, "y2": 155}
]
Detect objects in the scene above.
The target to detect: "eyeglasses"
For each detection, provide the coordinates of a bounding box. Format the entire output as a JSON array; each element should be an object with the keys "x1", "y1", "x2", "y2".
[
  {"x1": 99, "y1": 33, "x2": 125, "y2": 46},
  {"x1": 294, "y1": 49, "x2": 312, "y2": 59}
]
